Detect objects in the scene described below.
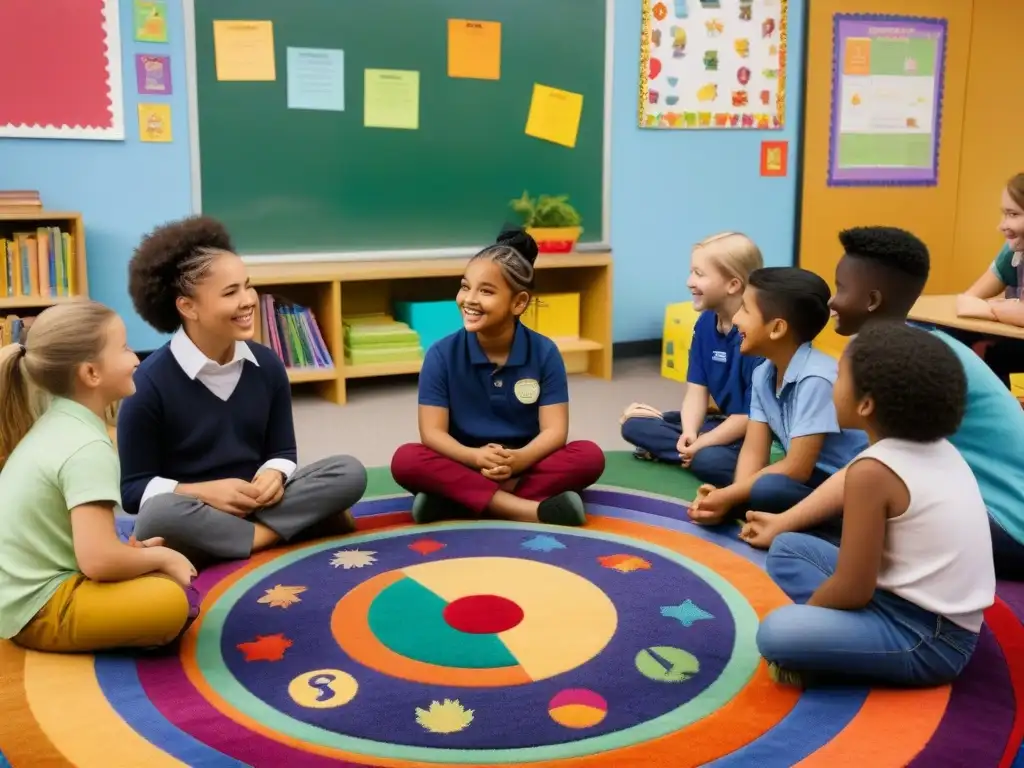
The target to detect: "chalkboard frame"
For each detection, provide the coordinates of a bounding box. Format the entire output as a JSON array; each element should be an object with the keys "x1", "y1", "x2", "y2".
[{"x1": 182, "y1": 0, "x2": 614, "y2": 263}]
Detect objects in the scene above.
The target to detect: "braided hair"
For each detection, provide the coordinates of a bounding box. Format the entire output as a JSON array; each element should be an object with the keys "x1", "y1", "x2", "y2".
[{"x1": 469, "y1": 227, "x2": 539, "y2": 294}]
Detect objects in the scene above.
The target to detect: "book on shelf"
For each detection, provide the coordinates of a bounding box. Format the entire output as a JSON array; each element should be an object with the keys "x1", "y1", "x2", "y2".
[
  {"x1": 0, "y1": 190, "x2": 42, "y2": 210},
  {"x1": 343, "y1": 314, "x2": 423, "y2": 365},
  {"x1": 0, "y1": 314, "x2": 34, "y2": 346},
  {"x1": 256, "y1": 294, "x2": 334, "y2": 371},
  {"x1": 0, "y1": 227, "x2": 77, "y2": 298}
]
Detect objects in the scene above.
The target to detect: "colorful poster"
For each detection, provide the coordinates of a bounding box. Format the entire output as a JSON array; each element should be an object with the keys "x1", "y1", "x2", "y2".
[
  {"x1": 828, "y1": 14, "x2": 947, "y2": 186},
  {"x1": 135, "y1": 54, "x2": 172, "y2": 95},
  {"x1": 447, "y1": 19, "x2": 501, "y2": 80},
  {"x1": 133, "y1": 0, "x2": 168, "y2": 43},
  {"x1": 364, "y1": 69, "x2": 419, "y2": 130},
  {"x1": 138, "y1": 103, "x2": 172, "y2": 142},
  {"x1": 525, "y1": 84, "x2": 584, "y2": 148},
  {"x1": 213, "y1": 20, "x2": 276, "y2": 81},
  {"x1": 639, "y1": 0, "x2": 787, "y2": 130},
  {"x1": 760, "y1": 140, "x2": 788, "y2": 176},
  {"x1": 287, "y1": 48, "x2": 345, "y2": 111}
]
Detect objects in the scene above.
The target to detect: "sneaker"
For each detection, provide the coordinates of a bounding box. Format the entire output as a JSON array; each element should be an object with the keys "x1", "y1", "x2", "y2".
[
  {"x1": 410, "y1": 493, "x2": 457, "y2": 525},
  {"x1": 632, "y1": 448, "x2": 655, "y2": 461},
  {"x1": 767, "y1": 661, "x2": 804, "y2": 687},
  {"x1": 537, "y1": 491, "x2": 587, "y2": 527}
]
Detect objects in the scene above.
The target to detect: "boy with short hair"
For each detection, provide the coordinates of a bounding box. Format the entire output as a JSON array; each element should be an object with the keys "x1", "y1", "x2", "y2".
[
  {"x1": 688, "y1": 267, "x2": 868, "y2": 526},
  {"x1": 741, "y1": 226, "x2": 1024, "y2": 581}
]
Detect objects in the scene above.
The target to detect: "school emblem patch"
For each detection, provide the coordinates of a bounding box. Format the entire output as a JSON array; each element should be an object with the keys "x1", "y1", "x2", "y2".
[{"x1": 514, "y1": 378, "x2": 540, "y2": 404}]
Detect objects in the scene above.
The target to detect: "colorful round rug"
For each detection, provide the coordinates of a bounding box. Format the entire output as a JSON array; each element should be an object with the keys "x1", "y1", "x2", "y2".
[{"x1": 2, "y1": 464, "x2": 1023, "y2": 766}]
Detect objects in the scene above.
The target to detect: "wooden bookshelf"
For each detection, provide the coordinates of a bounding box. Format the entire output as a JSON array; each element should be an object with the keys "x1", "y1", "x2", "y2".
[
  {"x1": 247, "y1": 252, "x2": 613, "y2": 405},
  {"x1": 0, "y1": 210, "x2": 89, "y2": 310}
]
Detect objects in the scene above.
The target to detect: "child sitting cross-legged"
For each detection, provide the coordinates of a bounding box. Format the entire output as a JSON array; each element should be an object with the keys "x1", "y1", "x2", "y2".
[
  {"x1": 620, "y1": 232, "x2": 764, "y2": 486},
  {"x1": 688, "y1": 267, "x2": 868, "y2": 525},
  {"x1": 757, "y1": 323, "x2": 995, "y2": 687}
]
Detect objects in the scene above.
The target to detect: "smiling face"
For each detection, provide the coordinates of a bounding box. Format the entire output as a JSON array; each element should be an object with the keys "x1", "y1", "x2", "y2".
[
  {"x1": 999, "y1": 186, "x2": 1024, "y2": 253},
  {"x1": 175, "y1": 252, "x2": 257, "y2": 342},
  {"x1": 457, "y1": 258, "x2": 529, "y2": 334},
  {"x1": 81, "y1": 314, "x2": 140, "y2": 401},
  {"x1": 828, "y1": 254, "x2": 879, "y2": 337},
  {"x1": 686, "y1": 249, "x2": 739, "y2": 312},
  {"x1": 732, "y1": 285, "x2": 774, "y2": 355}
]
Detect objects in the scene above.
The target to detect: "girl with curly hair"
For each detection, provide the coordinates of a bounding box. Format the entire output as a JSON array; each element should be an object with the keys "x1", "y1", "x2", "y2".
[{"x1": 116, "y1": 216, "x2": 367, "y2": 564}]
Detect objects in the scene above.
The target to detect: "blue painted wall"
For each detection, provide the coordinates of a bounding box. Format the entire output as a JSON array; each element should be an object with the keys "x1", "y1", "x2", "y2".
[{"x1": 0, "y1": 0, "x2": 804, "y2": 350}]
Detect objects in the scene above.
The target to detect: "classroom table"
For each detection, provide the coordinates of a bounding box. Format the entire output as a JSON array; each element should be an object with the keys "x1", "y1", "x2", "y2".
[{"x1": 908, "y1": 294, "x2": 1024, "y2": 341}]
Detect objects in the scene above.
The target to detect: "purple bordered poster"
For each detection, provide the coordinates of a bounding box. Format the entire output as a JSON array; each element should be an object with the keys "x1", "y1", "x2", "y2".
[{"x1": 827, "y1": 14, "x2": 947, "y2": 187}]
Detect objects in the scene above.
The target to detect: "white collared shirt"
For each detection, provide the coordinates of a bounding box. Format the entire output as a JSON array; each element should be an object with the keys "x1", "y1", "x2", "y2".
[{"x1": 139, "y1": 329, "x2": 297, "y2": 507}]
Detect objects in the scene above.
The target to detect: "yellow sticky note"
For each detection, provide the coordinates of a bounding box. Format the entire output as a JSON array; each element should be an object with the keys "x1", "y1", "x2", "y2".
[
  {"x1": 364, "y1": 69, "x2": 419, "y2": 130},
  {"x1": 525, "y1": 84, "x2": 583, "y2": 149},
  {"x1": 448, "y1": 19, "x2": 501, "y2": 80},
  {"x1": 138, "y1": 103, "x2": 172, "y2": 142},
  {"x1": 213, "y1": 20, "x2": 276, "y2": 81}
]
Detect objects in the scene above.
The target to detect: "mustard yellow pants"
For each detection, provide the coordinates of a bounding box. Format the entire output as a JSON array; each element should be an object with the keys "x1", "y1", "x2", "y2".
[{"x1": 14, "y1": 573, "x2": 194, "y2": 653}]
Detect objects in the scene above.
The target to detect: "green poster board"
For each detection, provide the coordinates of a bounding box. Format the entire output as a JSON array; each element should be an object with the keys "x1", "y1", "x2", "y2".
[{"x1": 189, "y1": 0, "x2": 608, "y2": 255}]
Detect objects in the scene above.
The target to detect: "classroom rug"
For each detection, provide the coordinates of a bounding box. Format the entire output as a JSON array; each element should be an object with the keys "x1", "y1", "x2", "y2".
[{"x1": 2, "y1": 452, "x2": 1023, "y2": 767}]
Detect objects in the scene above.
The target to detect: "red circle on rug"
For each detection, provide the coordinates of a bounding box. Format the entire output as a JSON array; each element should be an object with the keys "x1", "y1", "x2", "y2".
[{"x1": 442, "y1": 594, "x2": 525, "y2": 634}]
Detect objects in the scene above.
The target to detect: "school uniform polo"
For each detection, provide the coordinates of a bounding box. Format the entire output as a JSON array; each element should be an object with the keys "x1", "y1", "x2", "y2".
[
  {"x1": 418, "y1": 323, "x2": 569, "y2": 448},
  {"x1": 687, "y1": 310, "x2": 763, "y2": 415},
  {"x1": 0, "y1": 398, "x2": 120, "y2": 638},
  {"x1": 749, "y1": 343, "x2": 869, "y2": 475}
]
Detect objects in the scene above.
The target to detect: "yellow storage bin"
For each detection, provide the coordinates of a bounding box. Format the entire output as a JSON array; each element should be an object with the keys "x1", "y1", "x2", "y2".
[
  {"x1": 661, "y1": 301, "x2": 700, "y2": 382},
  {"x1": 523, "y1": 293, "x2": 581, "y2": 339}
]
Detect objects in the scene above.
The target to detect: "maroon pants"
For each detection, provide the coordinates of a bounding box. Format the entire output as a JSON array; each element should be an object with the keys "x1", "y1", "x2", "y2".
[{"x1": 390, "y1": 441, "x2": 606, "y2": 514}]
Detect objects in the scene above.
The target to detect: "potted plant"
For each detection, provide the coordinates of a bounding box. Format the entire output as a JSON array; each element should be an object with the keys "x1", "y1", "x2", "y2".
[{"x1": 509, "y1": 192, "x2": 583, "y2": 253}]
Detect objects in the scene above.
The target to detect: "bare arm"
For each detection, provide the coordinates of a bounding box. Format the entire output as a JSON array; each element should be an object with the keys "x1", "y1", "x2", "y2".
[
  {"x1": 966, "y1": 269, "x2": 1007, "y2": 300},
  {"x1": 71, "y1": 502, "x2": 167, "y2": 582},
  {"x1": 990, "y1": 299, "x2": 1024, "y2": 328},
  {"x1": 808, "y1": 459, "x2": 894, "y2": 610},
  {"x1": 418, "y1": 405, "x2": 477, "y2": 467},
  {"x1": 722, "y1": 432, "x2": 826, "y2": 507},
  {"x1": 694, "y1": 414, "x2": 748, "y2": 449},
  {"x1": 772, "y1": 466, "x2": 846, "y2": 530},
  {"x1": 514, "y1": 403, "x2": 568, "y2": 470},
  {"x1": 732, "y1": 419, "x2": 773, "y2": 482},
  {"x1": 680, "y1": 384, "x2": 709, "y2": 436}
]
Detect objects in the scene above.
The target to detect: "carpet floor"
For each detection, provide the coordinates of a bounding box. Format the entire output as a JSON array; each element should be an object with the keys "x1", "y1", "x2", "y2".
[{"x1": 2, "y1": 453, "x2": 1022, "y2": 767}]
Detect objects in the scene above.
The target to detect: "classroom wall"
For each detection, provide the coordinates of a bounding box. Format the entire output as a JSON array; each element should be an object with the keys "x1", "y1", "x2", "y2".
[{"x1": 0, "y1": 0, "x2": 806, "y2": 350}]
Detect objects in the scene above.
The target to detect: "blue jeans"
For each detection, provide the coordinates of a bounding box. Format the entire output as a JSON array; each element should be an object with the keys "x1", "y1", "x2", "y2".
[
  {"x1": 621, "y1": 412, "x2": 740, "y2": 487},
  {"x1": 757, "y1": 533, "x2": 979, "y2": 687}
]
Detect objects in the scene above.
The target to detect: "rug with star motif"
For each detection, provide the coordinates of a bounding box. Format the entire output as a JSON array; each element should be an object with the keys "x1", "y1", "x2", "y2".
[{"x1": 1, "y1": 451, "x2": 1023, "y2": 767}]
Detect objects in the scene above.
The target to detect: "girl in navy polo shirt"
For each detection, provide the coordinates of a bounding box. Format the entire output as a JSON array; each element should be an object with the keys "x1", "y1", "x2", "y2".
[
  {"x1": 117, "y1": 216, "x2": 368, "y2": 564},
  {"x1": 391, "y1": 229, "x2": 605, "y2": 526},
  {"x1": 621, "y1": 232, "x2": 764, "y2": 487}
]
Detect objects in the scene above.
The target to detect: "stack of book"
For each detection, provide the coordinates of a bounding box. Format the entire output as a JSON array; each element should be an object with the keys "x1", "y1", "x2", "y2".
[
  {"x1": 256, "y1": 294, "x2": 333, "y2": 371},
  {"x1": 0, "y1": 190, "x2": 41, "y2": 211},
  {"x1": 1, "y1": 227, "x2": 77, "y2": 298},
  {"x1": 343, "y1": 314, "x2": 423, "y2": 366}
]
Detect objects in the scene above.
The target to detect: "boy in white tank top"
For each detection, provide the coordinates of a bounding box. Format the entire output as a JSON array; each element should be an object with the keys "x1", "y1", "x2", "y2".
[{"x1": 757, "y1": 323, "x2": 995, "y2": 687}]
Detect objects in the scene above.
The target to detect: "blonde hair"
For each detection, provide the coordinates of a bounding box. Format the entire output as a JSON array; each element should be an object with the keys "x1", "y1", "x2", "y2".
[
  {"x1": 693, "y1": 232, "x2": 764, "y2": 285},
  {"x1": 1007, "y1": 173, "x2": 1024, "y2": 211},
  {"x1": 0, "y1": 301, "x2": 116, "y2": 467}
]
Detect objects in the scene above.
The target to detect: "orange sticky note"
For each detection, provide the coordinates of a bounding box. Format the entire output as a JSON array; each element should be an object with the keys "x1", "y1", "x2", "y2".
[
  {"x1": 213, "y1": 20, "x2": 276, "y2": 81},
  {"x1": 448, "y1": 19, "x2": 501, "y2": 80},
  {"x1": 525, "y1": 84, "x2": 583, "y2": 149}
]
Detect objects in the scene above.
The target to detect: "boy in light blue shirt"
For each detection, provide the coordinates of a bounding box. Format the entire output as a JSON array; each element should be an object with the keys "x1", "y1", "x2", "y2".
[{"x1": 689, "y1": 268, "x2": 868, "y2": 525}]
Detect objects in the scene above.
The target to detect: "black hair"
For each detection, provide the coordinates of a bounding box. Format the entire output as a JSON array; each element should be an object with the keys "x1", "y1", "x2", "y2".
[
  {"x1": 468, "y1": 227, "x2": 539, "y2": 294},
  {"x1": 747, "y1": 267, "x2": 832, "y2": 343},
  {"x1": 846, "y1": 322, "x2": 966, "y2": 441},
  {"x1": 838, "y1": 226, "x2": 930, "y2": 311},
  {"x1": 128, "y1": 216, "x2": 235, "y2": 334}
]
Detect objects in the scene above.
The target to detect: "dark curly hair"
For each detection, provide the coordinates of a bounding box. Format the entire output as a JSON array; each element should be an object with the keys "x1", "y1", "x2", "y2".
[
  {"x1": 748, "y1": 267, "x2": 832, "y2": 344},
  {"x1": 846, "y1": 322, "x2": 966, "y2": 442},
  {"x1": 838, "y1": 226, "x2": 930, "y2": 312},
  {"x1": 128, "y1": 216, "x2": 235, "y2": 333},
  {"x1": 469, "y1": 227, "x2": 539, "y2": 294}
]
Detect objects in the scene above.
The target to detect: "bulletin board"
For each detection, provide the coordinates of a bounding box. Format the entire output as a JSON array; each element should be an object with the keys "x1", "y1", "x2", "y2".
[
  {"x1": 186, "y1": 0, "x2": 609, "y2": 257},
  {"x1": 639, "y1": 0, "x2": 787, "y2": 129}
]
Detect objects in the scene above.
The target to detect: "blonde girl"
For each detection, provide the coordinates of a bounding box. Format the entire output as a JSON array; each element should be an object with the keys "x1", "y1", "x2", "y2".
[
  {"x1": 621, "y1": 232, "x2": 765, "y2": 486},
  {"x1": 0, "y1": 302, "x2": 198, "y2": 653}
]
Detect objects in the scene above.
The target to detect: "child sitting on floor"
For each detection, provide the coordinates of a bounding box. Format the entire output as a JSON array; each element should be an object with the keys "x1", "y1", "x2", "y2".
[
  {"x1": 757, "y1": 323, "x2": 995, "y2": 687},
  {"x1": 390, "y1": 228, "x2": 606, "y2": 526},
  {"x1": 117, "y1": 216, "x2": 368, "y2": 565},
  {"x1": 620, "y1": 232, "x2": 764, "y2": 487},
  {"x1": 688, "y1": 267, "x2": 868, "y2": 525},
  {"x1": 0, "y1": 302, "x2": 198, "y2": 653}
]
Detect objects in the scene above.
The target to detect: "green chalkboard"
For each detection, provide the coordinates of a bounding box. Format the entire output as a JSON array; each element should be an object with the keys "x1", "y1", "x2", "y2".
[{"x1": 192, "y1": 0, "x2": 608, "y2": 255}]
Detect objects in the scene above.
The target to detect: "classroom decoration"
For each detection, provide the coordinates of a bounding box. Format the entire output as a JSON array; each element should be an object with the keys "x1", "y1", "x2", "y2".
[
  {"x1": 137, "y1": 104, "x2": 173, "y2": 143},
  {"x1": 257, "y1": 294, "x2": 334, "y2": 371},
  {"x1": 639, "y1": 0, "x2": 787, "y2": 129},
  {"x1": 133, "y1": 0, "x2": 168, "y2": 43},
  {"x1": 510, "y1": 192, "x2": 584, "y2": 253},
  {"x1": 135, "y1": 55, "x2": 173, "y2": 95},
  {"x1": 193, "y1": 0, "x2": 606, "y2": 254},
  {"x1": 0, "y1": 0, "x2": 124, "y2": 140},
  {"x1": 760, "y1": 139, "x2": 788, "y2": 176},
  {"x1": 827, "y1": 14, "x2": 947, "y2": 187}
]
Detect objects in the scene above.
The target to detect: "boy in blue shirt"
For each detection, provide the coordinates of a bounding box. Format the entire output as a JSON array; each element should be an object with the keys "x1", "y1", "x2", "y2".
[
  {"x1": 741, "y1": 226, "x2": 1024, "y2": 580},
  {"x1": 621, "y1": 232, "x2": 763, "y2": 486},
  {"x1": 689, "y1": 268, "x2": 868, "y2": 525}
]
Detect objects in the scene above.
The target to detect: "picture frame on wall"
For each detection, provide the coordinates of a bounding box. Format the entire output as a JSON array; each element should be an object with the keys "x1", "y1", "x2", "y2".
[{"x1": 827, "y1": 13, "x2": 948, "y2": 187}]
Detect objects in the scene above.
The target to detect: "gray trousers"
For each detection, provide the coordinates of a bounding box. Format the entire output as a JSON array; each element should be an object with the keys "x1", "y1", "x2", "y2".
[{"x1": 134, "y1": 455, "x2": 367, "y2": 562}]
